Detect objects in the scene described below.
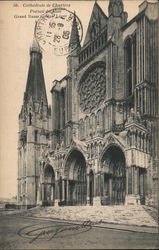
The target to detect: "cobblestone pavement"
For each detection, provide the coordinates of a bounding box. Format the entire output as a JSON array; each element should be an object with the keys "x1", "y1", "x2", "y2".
[{"x1": 22, "y1": 205, "x2": 158, "y2": 228}]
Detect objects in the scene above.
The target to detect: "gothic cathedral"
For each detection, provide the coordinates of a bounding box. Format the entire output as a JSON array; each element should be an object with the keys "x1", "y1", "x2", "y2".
[{"x1": 18, "y1": 0, "x2": 158, "y2": 208}]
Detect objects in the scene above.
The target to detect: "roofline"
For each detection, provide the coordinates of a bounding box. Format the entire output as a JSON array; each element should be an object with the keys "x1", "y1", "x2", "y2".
[
  {"x1": 50, "y1": 75, "x2": 71, "y2": 93},
  {"x1": 95, "y1": 1, "x2": 108, "y2": 20},
  {"x1": 121, "y1": 9, "x2": 145, "y2": 31}
]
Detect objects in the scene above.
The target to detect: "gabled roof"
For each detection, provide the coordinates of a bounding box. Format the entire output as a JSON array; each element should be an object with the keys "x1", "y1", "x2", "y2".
[{"x1": 83, "y1": 2, "x2": 107, "y2": 46}]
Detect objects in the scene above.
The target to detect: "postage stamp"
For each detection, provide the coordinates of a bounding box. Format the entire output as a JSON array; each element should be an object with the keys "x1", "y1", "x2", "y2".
[{"x1": 35, "y1": 8, "x2": 83, "y2": 56}]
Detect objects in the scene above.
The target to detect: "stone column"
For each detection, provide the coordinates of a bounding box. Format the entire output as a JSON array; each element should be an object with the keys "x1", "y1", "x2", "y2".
[
  {"x1": 86, "y1": 173, "x2": 90, "y2": 205},
  {"x1": 54, "y1": 179, "x2": 59, "y2": 206},
  {"x1": 52, "y1": 91, "x2": 59, "y2": 150},
  {"x1": 125, "y1": 166, "x2": 140, "y2": 205},
  {"x1": 100, "y1": 171, "x2": 104, "y2": 197},
  {"x1": 62, "y1": 179, "x2": 65, "y2": 202},
  {"x1": 93, "y1": 173, "x2": 101, "y2": 206},
  {"x1": 148, "y1": 87, "x2": 151, "y2": 116},
  {"x1": 146, "y1": 87, "x2": 148, "y2": 115},
  {"x1": 41, "y1": 183, "x2": 44, "y2": 206},
  {"x1": 144, "y1": 86, "x2": 147, "y2": 114},
  {"x1": 137, "y1": 88, "x2": 139, "y2": 111},
  {"x1": 100, "y1": 171, "x2": 104, "y2": 204},
  {"x1": 66, "y1": 179, "x2": 69, "y2": 204},
  {"x1": 109, "y1": 178, "x2": 112, "y2": 204},
  {"x1": 140, "y1": 87, "x2": 143, "y2": 114}
]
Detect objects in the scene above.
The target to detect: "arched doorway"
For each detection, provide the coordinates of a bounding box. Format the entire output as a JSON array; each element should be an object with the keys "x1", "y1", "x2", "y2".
[
  {"x1": 101, "y1": 145, "x2": 126, "y2": 205},
  {"x1": 89, "y1": 170, "x2": 94, "y2": 205},
  {"x1": 44, "y1": 165, "x2": 55, "y2": 206},
  {"x1": 65, "y1": 149, "x2": 87, "y2": 205}
]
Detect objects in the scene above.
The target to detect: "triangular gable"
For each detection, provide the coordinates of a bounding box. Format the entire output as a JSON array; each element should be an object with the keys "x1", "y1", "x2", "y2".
[
  {"x1": 83, "y1": 2, "x2": 107, "y2": 46},
  {"x1": 106, "y1": 133, "x2": 126, "y2": 149}
]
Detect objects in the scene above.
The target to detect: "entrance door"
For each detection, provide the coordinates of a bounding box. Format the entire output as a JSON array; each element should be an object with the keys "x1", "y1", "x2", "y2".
[
  {"x1": 101, "y1": 146, "x2": 126, "y2": 205},
  {"x1": 44, "y1": 165, "x2": 55, "y2": 206},
  {"x1": 65, "y1": 149, "x2": 87, "y2": 205},
  {"x1": 89, "y1": 170, "x2": 94, "y2": 205}
]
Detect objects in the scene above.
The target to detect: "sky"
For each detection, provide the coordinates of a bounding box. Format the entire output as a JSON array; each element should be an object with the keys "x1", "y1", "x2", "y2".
[{"x1": 0, "y1": 0, "x2": 144, "y2": 199}]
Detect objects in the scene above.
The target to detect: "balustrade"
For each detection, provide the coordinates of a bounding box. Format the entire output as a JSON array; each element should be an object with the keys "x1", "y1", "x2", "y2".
[{"x1": 79, "y1": 29, "x2": 107, "y2": 66}]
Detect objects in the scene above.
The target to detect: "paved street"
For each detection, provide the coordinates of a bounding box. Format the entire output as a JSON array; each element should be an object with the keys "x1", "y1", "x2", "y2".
[{"x1": 0, "y1": 213, "x2": 158, "y2": 249}]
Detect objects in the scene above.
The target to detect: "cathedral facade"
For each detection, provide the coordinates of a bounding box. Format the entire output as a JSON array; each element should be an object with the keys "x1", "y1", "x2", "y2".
[{"x1": 18, "y1": 0, "x2": 158, "y2": 208}]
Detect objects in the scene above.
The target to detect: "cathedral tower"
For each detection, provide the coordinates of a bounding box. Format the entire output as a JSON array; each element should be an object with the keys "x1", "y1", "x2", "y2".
[
  {"x1": 17, "y1": 35, "x2": 51, "y2": 207},
  {"x1": 66, "y1": 12, "x2": 81, "y2": 146}
]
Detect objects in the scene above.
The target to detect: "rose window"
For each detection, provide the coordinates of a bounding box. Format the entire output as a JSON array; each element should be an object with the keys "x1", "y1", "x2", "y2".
[{"x1": 78, "y1": 62, "x2": 106, "y2": 113}]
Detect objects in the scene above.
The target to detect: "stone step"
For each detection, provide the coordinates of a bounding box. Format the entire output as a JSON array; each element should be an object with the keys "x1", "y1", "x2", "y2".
[{"x1": 28, "y1": 205, "x2": 158, "y2": 228}]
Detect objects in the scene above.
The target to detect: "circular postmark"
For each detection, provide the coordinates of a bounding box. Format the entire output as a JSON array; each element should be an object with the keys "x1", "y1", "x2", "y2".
[{"x1": 35, "y1": 8, "x2": 83, "y2": 56}]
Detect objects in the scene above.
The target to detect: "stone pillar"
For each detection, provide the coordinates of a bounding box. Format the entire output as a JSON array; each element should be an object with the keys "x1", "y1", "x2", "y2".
[
  {"x1": 65, "y1": 124, "x2": 72, "y2": 146},
  {"x1": 100, "y1": 171, "x2": 104, "y2": 197},
  {"x1": 54, "y1": 180, "x2": 59, "y2": 206},
  {"x1": 93, "y1": 173, "x2": 101, "y2": 206},
  {"x1": 146, "y1": 87, "x2": 148, "y2": 115},
  {"x1": 144, "y1": 86, "x2": 147, "y2": 114},
  {"x1": 52, "y1": 91, "x2": 59, "y2": 150},
  {"x1": 86, "y1": 174, "x2": 90, "y2": 205},
  {"x1": 148, "y1": 87, "x2": 151, "y2": 116},
  {"x1": 41, "y1": 183, "x2": 44, "y2": 205},
  {"x1": 66, "y1": 179, "x2": 69, "y2": 203},
  {"x1": 109, "y1": 178, "x2": 112, "y2": 203},
  {"x1": 125, "y1": 166, "x2": 140, "y2": 205},
  {"x1": 141, "y1": 87, "x2": 143, "y2": 114},
  {"x1": 131, "y1": 38, "x2": 133, "y2": 90},
  {"x1": 150, "y1": 88, "x2": 153, "y2": 116},
  {"x1": 137, "y1": 88, "x2": 140, "y2": 111},
  {"x1": 62, "y1": 179, "x2": 65, "y2": 202},
  {"x1": 100, "y1": 171, "x2": 104, "y2": 205}
]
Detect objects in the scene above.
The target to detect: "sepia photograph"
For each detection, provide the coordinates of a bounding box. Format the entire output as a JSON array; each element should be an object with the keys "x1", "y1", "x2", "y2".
[{"x1": 0, "y1": 0, "x2": 158, "y2": 249}]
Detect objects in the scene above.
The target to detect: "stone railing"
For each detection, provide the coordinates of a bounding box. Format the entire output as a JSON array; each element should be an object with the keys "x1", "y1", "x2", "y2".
[{"x1": 78, "y1": 28, "x2": 107, "y2": 67}]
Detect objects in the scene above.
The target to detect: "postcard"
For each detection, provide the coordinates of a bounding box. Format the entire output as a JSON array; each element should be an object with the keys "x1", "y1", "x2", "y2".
[{"x1": 0, "y1": 0, "x2": 158, "y2": 249}]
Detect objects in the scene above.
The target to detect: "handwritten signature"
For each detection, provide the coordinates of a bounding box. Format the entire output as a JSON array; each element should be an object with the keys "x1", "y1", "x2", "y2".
[{"x1": 28, "y1": 219, "x2": 102, "y2": 243}]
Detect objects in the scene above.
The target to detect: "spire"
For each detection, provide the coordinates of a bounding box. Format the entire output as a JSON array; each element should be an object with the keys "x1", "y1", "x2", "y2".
[
  {"x1": 108, "y1": 0, "x2": 124, "y2": 17},
  {"x1": 69, "y1": 12, "x2": 80, "y2": 49},
  {"x1": 30, "y1": 36, "x2": 41, "y2": 54},
  {"x1": 24, "y1": 31, "x2": 48, "y2": 106},
  {"x1": 30, "y1": 23, "x2": 41, "y2": 54}
]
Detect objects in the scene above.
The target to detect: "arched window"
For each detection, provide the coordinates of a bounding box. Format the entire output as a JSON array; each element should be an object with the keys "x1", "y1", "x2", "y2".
[
  {"x1": 125, "y1": 34, "x2": 136, "y2": 98},
  {"x1": 90, "y1": 22, "x2": 98, "y2": 40},
  {"x1": 34, "y1": 130, "x2": 38, "y2": 142},
  {"x1": 127, "y1": 130, "x2": 131, "y2": 147},
  {"x1": 143, "y1": 134, "x2": 145, "y2": 151},
  {"x1": 103, "y1": 107, "x2": 108, "y2": 131},
  {"x1": 97, "y1": 110, "x2": 103, "y2": 131},
  {"x1": 85, "y1": 116, "x2": 89, "y2": 137},
  {"x1": 91, "y1": 113, "x2": 96, "y2": 135},
  {"x1": 29, "y1": 112, "x2": 32, "y2": 125},
  {"x1": 125, "y1": 38, "x2": 132, "y2": 96},
  {"x1": 61, "y1": 89, "x2": 65, "y2": 129},
  {"x1": 136, "y1": 88, "x2": 139, "y2": 110},
  {"x1": 79, "y1": 119, "x2": 84, "y2": 139},
  {"x1": 139, "y1": 132, "x2": 141, "y2": 150}
]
